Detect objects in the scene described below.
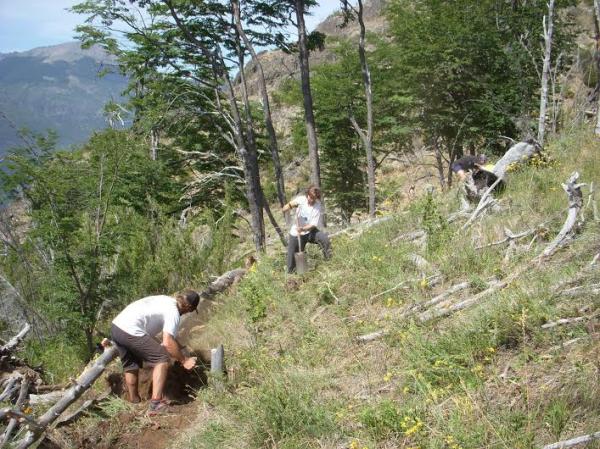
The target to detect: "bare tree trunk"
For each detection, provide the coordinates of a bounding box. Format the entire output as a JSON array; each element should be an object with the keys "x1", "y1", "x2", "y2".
[
  {"x1": 538, "y1": 0, "x2": 555, "y2": 146},
  {"x1": 211, "y1": 46, "x2": 265, "y2": 252},
  {"x1": 356, "y1": 0, "x2": 376, "y2": 217},
  {"x1": 594, "y1": 0, "x2": 600, "y2": 135},
  {"x1": 232, "y1": 0, "x2": 288, "y2": 217},
  {"x1": 295, "y1": 0, "x2": 321, "y2": 190},
  {"x1": 150, "y1": 128, "x2": 159, "y2": 161},
  {"x1": 433, "y1": 140, "x2": 446, "y2": 190}
]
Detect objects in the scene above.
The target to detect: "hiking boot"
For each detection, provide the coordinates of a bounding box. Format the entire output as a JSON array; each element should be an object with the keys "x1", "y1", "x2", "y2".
[{"x1": 147, "y1": 399, "x2": 169, "y2": 416}]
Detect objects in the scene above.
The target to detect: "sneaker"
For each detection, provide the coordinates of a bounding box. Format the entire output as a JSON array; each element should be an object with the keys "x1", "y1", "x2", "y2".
[{"x1": 147, "y1": 399, "x2": 169, "y2": 416}]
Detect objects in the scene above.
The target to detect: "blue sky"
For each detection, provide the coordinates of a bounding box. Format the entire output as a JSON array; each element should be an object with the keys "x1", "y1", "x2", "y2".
[{"x1": 0, "y1": 1, "x2": 341, "y2": 53}]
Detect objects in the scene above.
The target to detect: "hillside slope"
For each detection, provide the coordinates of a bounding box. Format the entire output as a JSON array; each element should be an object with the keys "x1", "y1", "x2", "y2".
[
  {"x1": 0, "y1": 42, "x2": 128, "y2": 155},
  {"x1": 167, "y1": 127, "x2": 600, "y2": 449}
]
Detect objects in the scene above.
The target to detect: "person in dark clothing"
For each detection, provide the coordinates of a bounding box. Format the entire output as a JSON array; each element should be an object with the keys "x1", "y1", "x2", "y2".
[
  {"x1": 282, "y1": 186, "x2": 331, "y2": 273},
  {"x1": 451, "y1": 154, "x2": 488, "y2": 181}
]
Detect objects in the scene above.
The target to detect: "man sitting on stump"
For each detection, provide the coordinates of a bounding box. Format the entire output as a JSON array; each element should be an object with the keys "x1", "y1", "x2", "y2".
[
  {"x1": 283, "y1": 185, "x2": 331, "y2": 273},
  {"x1": 110, "y1": 290, "x2": 199, "y2": 415}
]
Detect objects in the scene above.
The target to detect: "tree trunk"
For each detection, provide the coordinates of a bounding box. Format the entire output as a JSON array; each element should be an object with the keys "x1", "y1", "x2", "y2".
[
  {"x1": 537, "y1": 0, "x2": 555, "y2": 146},
  {"x1": 356, "y1": 0, "x2": 376, "y2": 217},
  {"x1": 295, "y1": 0, "x2": 321, "y2": 190},
  {"x1": 215, "y1": 50, "x2": 266, "y2": 252},
  {"x1": 232, "y1": 0, "x2": 288, "y2": 216},
  {"x1": 594, "y1": 0, "x2": 600, "y2": 136},
  {"x1": 150, "y1": 128, "x2": 159, "y2": 161}
]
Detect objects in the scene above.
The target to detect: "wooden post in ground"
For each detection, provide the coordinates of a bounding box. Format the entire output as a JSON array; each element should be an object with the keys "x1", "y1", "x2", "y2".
[{"x1": 210, "y1": 345, "x2": 225, "y2": 391}]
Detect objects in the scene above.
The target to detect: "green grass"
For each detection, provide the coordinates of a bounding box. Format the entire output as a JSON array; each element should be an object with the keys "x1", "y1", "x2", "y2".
[{"x1": 170, "y1": 126, "x2": 600, "y2": 449}]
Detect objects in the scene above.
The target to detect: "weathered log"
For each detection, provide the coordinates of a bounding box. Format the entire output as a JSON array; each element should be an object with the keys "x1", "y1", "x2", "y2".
[
  {"x1": 541, "y1": 314, "x2": 596, "y2": 329},
  {"x1": 200, "y1": 268, "x2": 247, "y2": 300},
  {"x1": 356, "y1": 330, "x2": 388, "y2": 343},
  {"x1": 542, "y1": 431, "x2": 600, "y2": 449},
  {"x1": 492, "y1": 141, "x2": 538, "y2": 180},
  {"x1": 55, "y1": 389, "x2": 111, "y2": 428},
  {"x1": 210, "y1": 345, "x2": 224, "y2": 375},
  {"x1": 14, "y1": 346, "x2": 119, "y2": 449},
  {"x1": 1, "y1": 377, "x2": 30, "y2": 448},
  {"x1": 28, "y1": 391, "x2": 64, "y2": 406},
  {"x1": 0, "y1": 324, "x2": 31, "y2": 356},
  {"x1": 0, "y1": 375, "x2": 21, "y2": 403},
  {"x1": 539, "y1": 172, "x2": 584, "y2": 259}
]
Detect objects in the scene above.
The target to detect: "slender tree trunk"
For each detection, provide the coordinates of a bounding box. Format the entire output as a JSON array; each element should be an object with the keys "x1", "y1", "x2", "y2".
[
  {"x1": 433, "y1": 140, "x2": 446, "y2": 190},
  {"x1": 537, "y1": 0, "x2": 555, "y2": 146},
  {"x1": 232, "y1": 0, "x2": 288, "y2": 215},
  {"x1": 356, "y1": 0, "x2": 376, "y2": 217},
  {"x1": 150, "y1": 128, "x2": 159, "y2": 161},
  {"x1": 594, "y1": 0, "x2": 600, "y2": 135},
  {"x1": 295, "y1": 0, "x2": 321, "y2": 190}
]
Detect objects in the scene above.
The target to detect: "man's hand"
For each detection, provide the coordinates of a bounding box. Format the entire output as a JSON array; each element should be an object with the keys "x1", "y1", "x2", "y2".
[{"x1": 182, "y1": 356, "x2": 197, "y2": 370}]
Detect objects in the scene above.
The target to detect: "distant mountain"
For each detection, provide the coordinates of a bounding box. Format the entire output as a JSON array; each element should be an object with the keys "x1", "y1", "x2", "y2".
[{"x1": 0, "y1": 42, "x2": 129, "y2": 155}]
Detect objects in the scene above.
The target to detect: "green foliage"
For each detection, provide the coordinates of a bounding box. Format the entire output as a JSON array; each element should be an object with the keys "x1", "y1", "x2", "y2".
[
  {"x1": 247, "y1": 373, "x2": 337, "y2": 447},
  {"x1": 359, "y1": 400, "x2": 405, "y2": 439},
  {"x1": 386, "y1": 0, "x2": 577, "y2": 157},
  {"x1": 411, "y1": 191, "x2": 450, "y2": 254}
]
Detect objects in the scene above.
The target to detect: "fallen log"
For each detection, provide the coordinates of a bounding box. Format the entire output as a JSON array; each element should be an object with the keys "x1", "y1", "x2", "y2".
[
  {"x1": 541, "y1": 313, "x2": 597, "y2": 329},
  {"x1": 492, "y1": 141, "x2": 539, "y2": 180},
  {"x1": 542, "y1": 431, "x2": 600, "y2": 449},
  {"x1": 0, "y1": 324, "x2": 31, "y2": 356}
]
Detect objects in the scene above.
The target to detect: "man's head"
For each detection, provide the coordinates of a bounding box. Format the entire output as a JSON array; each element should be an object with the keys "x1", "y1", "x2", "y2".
[
  {"x1": 175, "y1": 289, "x2": 200, "y2": 314},
  {"x1": 306, "y1": 185, "x2": 321, "y2": 205},
  {"x1": 478, "y1": 154, "x2": 488, "y2": 164}
]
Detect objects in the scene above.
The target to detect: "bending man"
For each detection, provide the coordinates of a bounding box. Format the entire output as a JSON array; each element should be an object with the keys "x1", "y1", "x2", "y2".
[
  {"x1": 451, "y1": 154, "x2": 488, "y2": 181},
  {"x1": 110, "y1": 290, "x2": 199, "y2": 415},
  {"x1": 282, "y1": 185, "x2": 331, "y2": 273}
]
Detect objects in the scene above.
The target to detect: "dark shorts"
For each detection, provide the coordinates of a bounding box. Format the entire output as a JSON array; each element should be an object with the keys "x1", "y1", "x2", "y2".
[{"x1": 110, "y1": 324, "x2": 170, "y2": 372}]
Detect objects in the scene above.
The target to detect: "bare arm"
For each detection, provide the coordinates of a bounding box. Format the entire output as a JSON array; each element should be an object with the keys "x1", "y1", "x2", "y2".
[
  {"x1": 162, "y1": 332, "x2": 196, "y2": 370},
  {"x1": 282, "y1": 199, "x2": 299, "y2": 213}
]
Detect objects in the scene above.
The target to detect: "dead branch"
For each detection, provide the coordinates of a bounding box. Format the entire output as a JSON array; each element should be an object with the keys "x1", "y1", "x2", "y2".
[
  {"x1": 0, "y1": 324, "x2": 31, "y2": 356},
  {"x1": 356, "y1": 330, "x2": 388, "y2": 343},
  {"x1": 28, "y1": 391, "x2": 64, "y2": 406},
  {"x1": 391, "y1": 230, "x2": 426, "y2": 244},
  {"x1": 1, "y1": 377, "x2": 30, "y2": 447},
  {"x1": 369, "y1": 280, "x2": 407, "y2": 303},
  {"x1": 55, "y1": 389, "x2": 111, "y2": 428},
  {"x1": 542, "y1": 431, "x2": 600, "y2": 449},
  {"x1": 475, "y1": 227, "x2": 537, "y2": 250},
  {"x1": 539, "y1": 172, "x2": 584, "y2": 260},
  {"x1": 541, "y1": 313, "x2": 597, "y2": 329},
  {"x1": 462, "y1": 177, "x2": 503, "y2": 229},
  {"x1": 558, "y1": 283, "x2": 600, "y2": 297},
  {"x1": 13, "y1": 346, "x2": 119, "y2": 449}
]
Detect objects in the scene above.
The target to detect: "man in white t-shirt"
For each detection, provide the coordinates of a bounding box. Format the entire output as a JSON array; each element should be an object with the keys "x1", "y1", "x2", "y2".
[
  {"x1": 282, "y1": 185, "x2": 331, "y2": 273},
  {"x1": 110, "y1": 289, "x2": 199, "y2": 415}
]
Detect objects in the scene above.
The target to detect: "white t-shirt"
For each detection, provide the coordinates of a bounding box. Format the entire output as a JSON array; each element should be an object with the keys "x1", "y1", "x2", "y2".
[
  {"x1": 290, "y1": 195, "x2": 323, "y2": 237},
  {"x1": 112, "y1": 295, "x2": 180, "y2": 337}
]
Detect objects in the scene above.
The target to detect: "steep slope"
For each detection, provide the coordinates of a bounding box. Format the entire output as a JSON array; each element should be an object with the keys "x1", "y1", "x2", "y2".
[{"x1": 0, "y1": 42, "x2": 128, "y2": 155}]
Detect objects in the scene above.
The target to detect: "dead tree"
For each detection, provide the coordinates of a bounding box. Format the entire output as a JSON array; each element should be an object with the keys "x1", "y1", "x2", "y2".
[
  {"x1": 342, "y1": 0, "x2": 377, "y2": 217},
  {"x1": 538, "y1": 0, "x2": 556, "y2": 146}
]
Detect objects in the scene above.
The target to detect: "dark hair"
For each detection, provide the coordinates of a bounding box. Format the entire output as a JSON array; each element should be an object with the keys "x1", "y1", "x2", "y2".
[
  {"x1": 306, "y1": 185, "x2": 321, "y2": 200},
  {"x1": 175, "y1": 289, "x2": 200, "y2": 313}
]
